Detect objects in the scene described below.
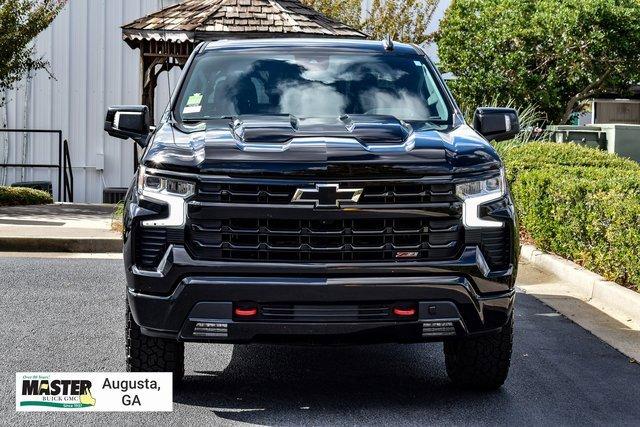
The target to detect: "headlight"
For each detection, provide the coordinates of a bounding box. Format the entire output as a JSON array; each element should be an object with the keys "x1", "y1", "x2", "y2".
[
  {"x1": 456, "y1": 169, "x2": 506, "y2": 228},
  {"x1": 138, "y1": 166, "x2": 195, "y2": 228},
  {"x1": 138, "y1": 166, "x2": 195, "y2": 197}
]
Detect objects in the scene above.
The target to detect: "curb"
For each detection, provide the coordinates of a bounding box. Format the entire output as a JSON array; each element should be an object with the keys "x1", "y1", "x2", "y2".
[
  {"x1": 0, "y1": 237, "x2": 122, "y2": 253},
  {"x1": 520, "y1": 244, "x2": 640, "y2": 323}
]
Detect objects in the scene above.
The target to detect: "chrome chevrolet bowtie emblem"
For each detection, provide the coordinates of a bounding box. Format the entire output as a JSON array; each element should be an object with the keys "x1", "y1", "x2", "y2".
[{"x1": 292, "y1": 184, "x2": 363, "y2": 208}]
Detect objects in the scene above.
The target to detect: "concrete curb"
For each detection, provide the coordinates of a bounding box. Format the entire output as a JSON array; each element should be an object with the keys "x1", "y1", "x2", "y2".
[
  {"x1": 0, "y1": 237, "x2": 122, "y2": 253},
  {"x1": 520, "y1": 244, "x2": 640, "y2": 323}
]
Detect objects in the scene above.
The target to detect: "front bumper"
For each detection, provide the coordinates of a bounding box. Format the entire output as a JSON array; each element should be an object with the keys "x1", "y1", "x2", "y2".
[{"x1": 126, "y1": 245, "x2": 516, "y2": 343}]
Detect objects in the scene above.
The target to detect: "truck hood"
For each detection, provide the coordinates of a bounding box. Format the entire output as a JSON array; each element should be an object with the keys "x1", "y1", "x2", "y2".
[{"x1": 143, "y1": 115, "x2": 502, "y2": 178}]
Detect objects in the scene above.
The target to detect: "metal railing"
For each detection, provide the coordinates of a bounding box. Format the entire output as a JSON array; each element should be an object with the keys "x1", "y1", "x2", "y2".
[{"x1": 0, "y1": 129, "x2": 74, "y2": 202}]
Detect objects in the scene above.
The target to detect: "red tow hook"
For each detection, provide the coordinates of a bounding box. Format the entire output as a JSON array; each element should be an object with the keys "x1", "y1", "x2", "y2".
[
  {"x1": 393, "y1": 307, "x2": 416, "y2": 317},
  {"x1": 234, "y1": 307, "x2": 258, "y2": 317}
]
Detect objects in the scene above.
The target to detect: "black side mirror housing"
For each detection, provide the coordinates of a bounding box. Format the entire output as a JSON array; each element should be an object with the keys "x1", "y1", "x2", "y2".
[
  {"x1": 105, "y1": 105, "x2": 151, "y2": 147},
  {"x1": 473, "y1": 107, "x2": 520, "y2": 142}
]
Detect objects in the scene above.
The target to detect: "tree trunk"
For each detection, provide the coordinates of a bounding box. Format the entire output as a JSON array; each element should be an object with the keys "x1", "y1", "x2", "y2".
[{"x1": 562, "y1": 100, "x2": 578, "y2": 124}]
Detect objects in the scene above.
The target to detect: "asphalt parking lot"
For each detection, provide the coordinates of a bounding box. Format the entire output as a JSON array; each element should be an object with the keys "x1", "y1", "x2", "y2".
[{"x1": 2, "y1": 256, "x2": 640, "y2": 426}]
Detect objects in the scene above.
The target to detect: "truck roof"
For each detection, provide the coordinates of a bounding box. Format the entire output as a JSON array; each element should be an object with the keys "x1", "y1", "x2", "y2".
[{"x1": 202, "y1": 38, "x2": 422, "y2": 56}]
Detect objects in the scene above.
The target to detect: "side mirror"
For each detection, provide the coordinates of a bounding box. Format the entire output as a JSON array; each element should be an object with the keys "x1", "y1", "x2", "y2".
[
  {"x1": 473, "y1": 107, "x2": 520, "y2": 142},
  {"x1": 105, "y1": 105, "x2": 151, "y2": 147}
]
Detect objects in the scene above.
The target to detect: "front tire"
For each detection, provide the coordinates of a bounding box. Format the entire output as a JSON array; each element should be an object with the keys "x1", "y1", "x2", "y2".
[
  {"x1": 443, "y1": 316, "x2": 513, "y2": 390},
  {"x1": 126, "y1": 302, "x2": 184, "y2": 383}
]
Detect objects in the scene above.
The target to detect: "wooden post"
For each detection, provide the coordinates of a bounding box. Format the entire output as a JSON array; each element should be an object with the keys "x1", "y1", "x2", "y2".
[
  {"x1": 147, "y1": 70, "x2": 158, "y2": 125},
  {"x1": 135, "y1": 52, "x2": 148, "y2": 171},
  {"x1": 136, "y1": 50, "x2": 162, "y2": 171}
]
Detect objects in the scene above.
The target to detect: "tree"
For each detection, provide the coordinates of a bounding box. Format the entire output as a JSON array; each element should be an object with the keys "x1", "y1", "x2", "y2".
[
  {"x1": 363, "y1": 0, "x2": 438, "y2": 44},
  {"x1": 302, "y1": 0, "x2": 439, "y2": 45},
  {"x1": 435, "y1": 0, "x2": 640, "y2": 124},
  {"x1": 302, "y1": 0, "x2": 362, "y2": 29},
  {"x1": 0, "y1": 0, "x2": 66, "y2": 103}
]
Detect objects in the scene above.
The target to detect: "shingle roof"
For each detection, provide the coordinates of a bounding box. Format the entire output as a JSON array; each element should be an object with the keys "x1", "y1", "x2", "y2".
[{"x1": 122, "y1": 0, "x2": 367, "y2": 43}]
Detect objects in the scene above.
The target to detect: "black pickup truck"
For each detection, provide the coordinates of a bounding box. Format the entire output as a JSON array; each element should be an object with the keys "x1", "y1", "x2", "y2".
[{"x1": 105, "y1": 38, "x2": 519, "y2": 390}]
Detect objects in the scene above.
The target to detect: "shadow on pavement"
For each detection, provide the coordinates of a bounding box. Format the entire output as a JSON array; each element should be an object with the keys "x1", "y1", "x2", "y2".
[{"x1": 174, "y1": 339, "x2": 511, "y2": 425}]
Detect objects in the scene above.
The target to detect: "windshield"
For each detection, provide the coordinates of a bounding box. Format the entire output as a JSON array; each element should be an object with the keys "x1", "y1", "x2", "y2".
[
  {"x1": 174, "y1": 49, "x2": 450, "y2": 123},
  {"x1": 173, "y1": 49, "x2": 451, "y2": 123}
]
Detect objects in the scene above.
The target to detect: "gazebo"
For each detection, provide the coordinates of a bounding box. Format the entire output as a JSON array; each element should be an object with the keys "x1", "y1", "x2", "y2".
[{"x1": 122, "y1": 0, "x2": 367, "y2": 122}]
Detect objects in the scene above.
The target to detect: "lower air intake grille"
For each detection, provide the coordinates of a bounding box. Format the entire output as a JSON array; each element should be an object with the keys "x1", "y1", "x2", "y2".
[
  {"x1": 135, "y1": 227, "x2": 167, "y2": 269},
  {"x1": 238, "y1": 303, "x2": 415, "y2": 322},
  {"x1": 480, "y1": 227, "x2": 511, "y2": 269},
  {"x1": 187, "y1": 218, "x2": 462, "y2": 262}
]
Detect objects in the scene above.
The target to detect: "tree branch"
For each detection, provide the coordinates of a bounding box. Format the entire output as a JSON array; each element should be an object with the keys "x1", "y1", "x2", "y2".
[{"x1": 561, "y1": 68, "x2": 612, "y2": 124}]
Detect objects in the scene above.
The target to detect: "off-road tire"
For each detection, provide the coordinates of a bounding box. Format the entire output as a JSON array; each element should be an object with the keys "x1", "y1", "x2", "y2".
[
  {"x1": 443, "y1": 316, "x2": 513, "y2": 390},
  {"x1": 126, "y1": 303, "x2": 184, "y2": 383}
]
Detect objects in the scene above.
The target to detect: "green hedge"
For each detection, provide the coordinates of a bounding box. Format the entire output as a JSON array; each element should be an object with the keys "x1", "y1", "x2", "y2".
[
  {"x1": 495, "y1": 141, "x2": 640, "y2": 181},
  {"x1": 0, "y1": 186, "x2": 53, "y2": 207},
  {"x1": 495, "y1": 142, "x2": 640, "y2": 291}
]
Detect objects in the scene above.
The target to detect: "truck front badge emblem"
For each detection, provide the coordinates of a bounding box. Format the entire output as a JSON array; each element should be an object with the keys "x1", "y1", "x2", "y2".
[
  {"x1": 292, "y1": 184, "x2": 363, "y2": 208},
  {"x1": 395, "y1": 251, "x2": 419, "y2": 259}
]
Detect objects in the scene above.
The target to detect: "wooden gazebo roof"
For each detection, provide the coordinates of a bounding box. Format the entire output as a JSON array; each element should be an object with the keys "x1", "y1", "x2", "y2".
[{"x1": 123, "y1": 0, "x2": 366, "y2": 47}]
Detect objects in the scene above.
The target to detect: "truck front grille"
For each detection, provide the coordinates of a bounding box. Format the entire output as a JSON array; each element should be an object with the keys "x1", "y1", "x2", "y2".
[
  {"x1": 197, "y1": 182, "x2": 457, "y2": 205},
  {"x1": 186, "y1": 217, "x2": 462, "y2": 262}
]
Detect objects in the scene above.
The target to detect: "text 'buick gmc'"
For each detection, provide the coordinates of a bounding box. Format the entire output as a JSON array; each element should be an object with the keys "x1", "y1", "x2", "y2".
[{"x1": 105, "y1": 38, "x2": 520, "y2": 390}]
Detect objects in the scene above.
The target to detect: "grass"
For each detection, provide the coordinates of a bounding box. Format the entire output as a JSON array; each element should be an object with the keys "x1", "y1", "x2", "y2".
[{"x1": 111, "y1": 201, "x2": 124, "y2": 233}]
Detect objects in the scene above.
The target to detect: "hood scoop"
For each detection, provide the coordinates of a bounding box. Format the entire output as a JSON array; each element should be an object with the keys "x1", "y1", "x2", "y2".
[{"x1": 231, "y1": 115, "x2": 413, "y2": 145}]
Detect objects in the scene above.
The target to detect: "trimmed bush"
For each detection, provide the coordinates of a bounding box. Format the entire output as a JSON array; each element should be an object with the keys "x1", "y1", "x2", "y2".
[
  {"x1": 0, "y1": 186, "x2": 53, "y2": 207},
  {"x1": 495, "y1": 141, "x2": 640, "y2": 182},
  {"x1": 496, "y1": 142, "x2": 640, "y2": 291}
]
